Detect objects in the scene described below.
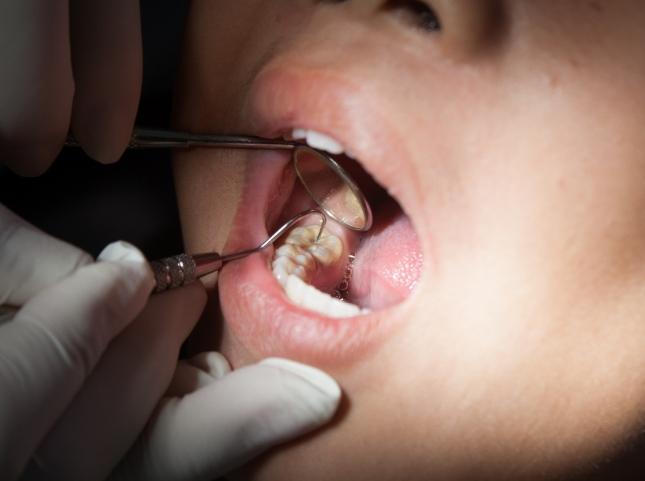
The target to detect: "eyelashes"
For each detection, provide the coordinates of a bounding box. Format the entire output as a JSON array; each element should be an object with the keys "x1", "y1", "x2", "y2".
[
  {"x1": 384, "y1": 0, "x2": 441, "y2": 33},
  {"x1": 319, "y1": 0, "x2": 502, "y2": 58},
  {"x1": 319, "y1": 0, "x2": 441, "y2": 34}
]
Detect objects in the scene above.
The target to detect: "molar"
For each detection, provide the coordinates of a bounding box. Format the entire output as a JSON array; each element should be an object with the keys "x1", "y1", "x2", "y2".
[{"x1": 272, "y1": 225, "x2": 344, "y2": 288}]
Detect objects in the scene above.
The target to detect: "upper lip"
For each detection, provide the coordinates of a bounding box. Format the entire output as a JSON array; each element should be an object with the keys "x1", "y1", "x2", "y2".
[{"x1": 246, "y1": 65, "x2": 415, "y2": 198}]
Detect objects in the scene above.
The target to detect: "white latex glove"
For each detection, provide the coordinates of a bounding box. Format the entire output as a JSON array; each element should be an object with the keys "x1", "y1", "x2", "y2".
[
  {"x1": 0, "y1": 0, "x2": 142, "y2": 175},
  {"x1": 0, "y1": 205, "x2": 342, "y2": 481},
  {"x1": 111, "y1": 354, "x2": 341, "y2": 481}
]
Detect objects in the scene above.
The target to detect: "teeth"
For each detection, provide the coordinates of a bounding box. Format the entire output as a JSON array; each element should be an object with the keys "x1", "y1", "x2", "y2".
[
  {"x1": 272, "y1": 265, "x2": 290, "y2": 287},
  {"x1": 285, "y1": 275, "x2": 368, "y2": 319},
  {"x1": 272, "y1": 225, "x2": 343, "y2": 287},
  {"x1": 285, "y1": 226, "x2": 317, "y2": 245},
  {"x1": 291, "y1": 128, "x2": 308, "y2": 141},
  {"x1": 284, "y1": 226, "x2": 343, "y2": 263},
  {"x1": 309, "y1": 244, "x2": 336, "y2": 265},
  {"x1": 290, "y1": 128, "x2": 345, "y2": 155},
  {"x1": 273, "y1": 255, "x2": 298, "y2": 273},
  {"x1": 275, "y1": 244, "x2": 297, "y2": 257},
  {"x1": 272, "y1": 224, "x2": 366, "y2": 317},
  {"x1": 306, "y1": 131, "x2": 344, "y2": 155}
]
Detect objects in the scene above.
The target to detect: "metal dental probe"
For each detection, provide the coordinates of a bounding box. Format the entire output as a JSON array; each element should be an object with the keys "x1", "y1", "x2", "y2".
[
  {"x1": 0, "y1": 211, "x2": 326, "y2": 322},
  {"x1": 150, "y1": 209, "x2": 327, "y2": 293},
  {"x1": 66, "y1": 127, "x2": 300, "y2": 151}
]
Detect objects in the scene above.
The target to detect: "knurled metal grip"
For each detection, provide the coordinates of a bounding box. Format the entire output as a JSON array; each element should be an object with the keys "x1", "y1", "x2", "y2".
[{"x1": 150, "y1": 254, "x2": 197, "y2": 293}]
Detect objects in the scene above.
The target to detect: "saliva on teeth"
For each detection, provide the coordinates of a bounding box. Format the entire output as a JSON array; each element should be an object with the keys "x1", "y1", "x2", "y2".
[{"x1": 271, "y1": 225, "x2": 368, "y2": 318}]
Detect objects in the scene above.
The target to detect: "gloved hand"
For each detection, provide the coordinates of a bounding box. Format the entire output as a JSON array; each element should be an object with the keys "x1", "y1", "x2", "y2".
[
  {"x1": 111, "y1": 354, "x2": 341, "y2": 481},
  {"x1": 0, "y1": 205, "x2": 341, "y2": 481},
  {"x1": 0, "y1": 0, "x2": 142, "y2": 175}
]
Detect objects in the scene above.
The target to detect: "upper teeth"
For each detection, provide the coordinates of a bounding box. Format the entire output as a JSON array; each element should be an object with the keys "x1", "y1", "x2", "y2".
[{"x1": 291, "y1": 128, "x2": 345, "y2": 155}]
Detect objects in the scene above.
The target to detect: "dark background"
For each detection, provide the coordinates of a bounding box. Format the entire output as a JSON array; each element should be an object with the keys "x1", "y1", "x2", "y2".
[{"x1": 0, "y1": 0, "x2": 188, "y2": 259}]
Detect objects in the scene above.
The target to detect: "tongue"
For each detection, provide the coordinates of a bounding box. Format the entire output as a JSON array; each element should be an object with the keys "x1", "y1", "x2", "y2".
[{"x1": 350, "y1": 206, "x2": 422, "y2": 310}]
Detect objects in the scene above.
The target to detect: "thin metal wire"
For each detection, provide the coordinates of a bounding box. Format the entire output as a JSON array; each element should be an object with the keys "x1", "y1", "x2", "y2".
[
  {"x1": 219, "y1": 208, "x2": 327, "y2": 264},
  {"x1": 151, "y1": 208, "x2": 328, "y2": 292},
  {"x1": 65, "y1": 127, "x2": 298, "y2": 151}
]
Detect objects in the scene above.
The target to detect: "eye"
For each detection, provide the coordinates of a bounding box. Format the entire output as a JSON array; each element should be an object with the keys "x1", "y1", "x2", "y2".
[{"x1": 384, "y1": 0, "x2": 441, "y2": 33}]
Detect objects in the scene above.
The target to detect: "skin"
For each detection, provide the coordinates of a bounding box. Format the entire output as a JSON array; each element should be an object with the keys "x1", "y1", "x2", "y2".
[{"x1": 173, "y1": 1, "x2": 645, "y2": 479}]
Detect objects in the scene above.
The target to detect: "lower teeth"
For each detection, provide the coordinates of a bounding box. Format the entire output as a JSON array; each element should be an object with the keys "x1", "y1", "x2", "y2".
[
  {"x1": 285, "y1": 275, "x2": 368, "y2": 318},
  {"x1": 271, "y1": 225, "x2": 367, "y2": 318}
]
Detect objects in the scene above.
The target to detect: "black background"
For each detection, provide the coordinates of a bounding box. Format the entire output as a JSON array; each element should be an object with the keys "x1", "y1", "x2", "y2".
[{"x1": 0, "y1": 0, "x2": 188, "y2": 259}]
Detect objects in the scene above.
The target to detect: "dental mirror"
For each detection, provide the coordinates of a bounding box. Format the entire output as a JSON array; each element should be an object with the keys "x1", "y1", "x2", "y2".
[{"x1": 293, "y1": 146, "x2": 373, "y2": 232}]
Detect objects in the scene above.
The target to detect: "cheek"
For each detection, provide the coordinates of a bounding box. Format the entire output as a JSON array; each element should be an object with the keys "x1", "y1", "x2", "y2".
[
  {"x1": 220, "y1": 321, "x2": 258, "y2": 368},
  {"x1": 356, "y1": 57, "x2": 645, "y2": 475},
  {"x1": 173, "y1": 150, "x2": 247, "y2": 288},
  {"x1": 393, "y1": 51, "x2": 645, "y2": 301}
]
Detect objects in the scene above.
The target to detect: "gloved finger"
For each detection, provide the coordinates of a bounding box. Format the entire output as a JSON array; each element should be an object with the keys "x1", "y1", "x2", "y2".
[
  {"x1": 0, "y1": 0, "x2": 74, "y2": 176},
  {"x1": 24, "y1": 283, "x2": 206, "y2": 481},
  {"x1": 70, "y1": 0, "x2": 142, "y2": 163},
  {"x1": 166, "y1": 352, "x2": 232, "y2": 397},
  {"x1": 111, "y1": 358, "x2": 341, "y2": 481},
  {"x1": 0, "y1": 205, "x2": 92, "y2": 307},
  {"x1": 0, "y1": 241, "x2": 152, "y2": 480}
]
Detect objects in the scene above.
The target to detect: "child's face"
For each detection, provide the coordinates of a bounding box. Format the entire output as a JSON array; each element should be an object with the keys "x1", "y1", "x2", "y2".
[{"x1": 174, "y1": 1, "x2": 645, "y2": 479}]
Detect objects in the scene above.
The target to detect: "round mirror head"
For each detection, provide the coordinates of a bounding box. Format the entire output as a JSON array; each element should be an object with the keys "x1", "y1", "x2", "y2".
[{"x1": 293, "y1": 146, "x2": 373, "y2": 232}]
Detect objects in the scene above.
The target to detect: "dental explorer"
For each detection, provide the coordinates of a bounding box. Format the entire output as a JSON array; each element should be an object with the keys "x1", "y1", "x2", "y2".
[
  {"x1": 0, "y1": 211, "x2": 326, "y2": 322},
  {"x1": 150, "y1": 209, "x2": 326, "y2": 293}
]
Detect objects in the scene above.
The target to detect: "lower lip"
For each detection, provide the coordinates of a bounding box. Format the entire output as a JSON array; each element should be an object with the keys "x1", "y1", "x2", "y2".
[{"x1": 219, "y1": 252, "x2": 401, "y2": 364}]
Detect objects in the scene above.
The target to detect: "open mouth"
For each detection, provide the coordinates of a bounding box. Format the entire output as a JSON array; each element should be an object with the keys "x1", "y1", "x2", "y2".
[
  {"x1": 218, "y1": 67, "x2": 424, "y2": 364},
  {"x1": 272, "y1": 128, "x2": 421, "y2": 315}
]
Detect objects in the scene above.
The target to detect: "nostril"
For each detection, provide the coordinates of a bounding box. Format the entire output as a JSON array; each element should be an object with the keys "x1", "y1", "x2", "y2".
[{"x1": 383, "y1": 0, "x2": 441, "y2": 33}]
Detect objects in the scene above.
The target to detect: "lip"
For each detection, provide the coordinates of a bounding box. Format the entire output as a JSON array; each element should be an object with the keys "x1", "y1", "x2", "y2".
[{"x1": 218, "y1": 64, "x2": 420, "y2": 365}]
